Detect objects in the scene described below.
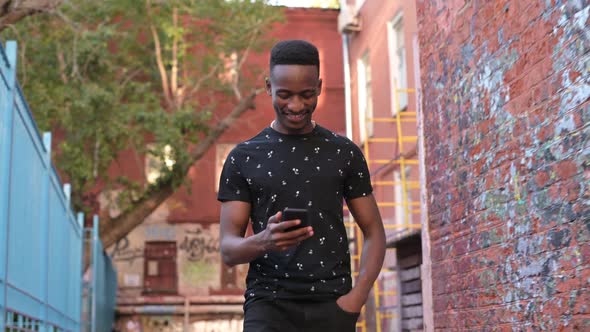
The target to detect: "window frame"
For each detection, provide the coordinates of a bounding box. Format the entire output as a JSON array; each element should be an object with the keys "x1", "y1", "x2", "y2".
[
  {"x1": 388, "y1": 12, "x2": 408, "y2": 115},
  {"x1": 357, "y1": 51, "x2": 373, "y2": 143},
  {"x1": 143, "y1": 241, "x2": 178, "y2": 295}
]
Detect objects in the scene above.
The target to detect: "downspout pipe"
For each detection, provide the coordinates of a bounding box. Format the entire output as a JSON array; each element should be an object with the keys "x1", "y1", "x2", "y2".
[
  {"x1": 342, "y1": 34, "x2": 353, "y2": 139},
  {"x1": 340, "y1": 3, "x2": 353, "y2": 139}
]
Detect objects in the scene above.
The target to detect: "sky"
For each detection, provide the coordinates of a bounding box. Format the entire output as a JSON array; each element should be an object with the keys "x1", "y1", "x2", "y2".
[{"x1": 270, "y1": 0, "x2": 323, "y2": 8}]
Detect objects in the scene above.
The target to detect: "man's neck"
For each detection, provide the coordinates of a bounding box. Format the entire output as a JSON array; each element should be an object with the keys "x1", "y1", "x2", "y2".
[{"x1": 270, "y1": 120, "x2": 316, "y2": 134}]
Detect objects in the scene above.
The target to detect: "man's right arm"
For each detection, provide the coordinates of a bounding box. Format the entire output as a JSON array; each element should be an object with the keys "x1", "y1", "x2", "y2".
[
  {"x1": 219, "y1": 201, "x2": 264, "y2": 266},
  {"x1": 219, "y1": 201, "x2": 314, "y2": 266}
]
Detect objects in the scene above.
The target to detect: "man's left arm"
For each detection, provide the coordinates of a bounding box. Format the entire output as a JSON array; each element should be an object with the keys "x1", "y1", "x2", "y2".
[{"x1": 337, "y1": 194, "x2": 386, "y2": 313}]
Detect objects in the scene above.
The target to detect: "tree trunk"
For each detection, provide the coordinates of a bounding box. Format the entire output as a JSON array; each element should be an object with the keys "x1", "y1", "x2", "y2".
[
  {"x1": 0, "y1": 0, "x2": 62, "y2": 31},
  {"x1": 99, "y1": 91, "x2": 259, "y2": 248}
]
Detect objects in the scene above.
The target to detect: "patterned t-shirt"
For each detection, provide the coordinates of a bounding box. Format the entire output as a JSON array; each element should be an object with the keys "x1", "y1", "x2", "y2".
[{"x1": 217, "y1": 124, "x2": 373, "y2": 303}]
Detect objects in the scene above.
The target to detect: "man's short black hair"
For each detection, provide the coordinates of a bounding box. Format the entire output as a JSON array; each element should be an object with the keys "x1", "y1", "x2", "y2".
[{"x1": 270, "y1": 39, "x2": 320, "y2": 76}]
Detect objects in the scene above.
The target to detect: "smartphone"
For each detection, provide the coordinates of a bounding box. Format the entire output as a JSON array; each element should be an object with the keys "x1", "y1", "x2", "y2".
[{"x1": 282, "y1": 207, "x2": 309, "y2": 232}]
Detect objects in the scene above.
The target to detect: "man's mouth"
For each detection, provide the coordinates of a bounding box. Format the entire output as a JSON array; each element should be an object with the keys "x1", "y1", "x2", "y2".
[{"x1": 283, "y1": 111, "x2": 308, "y2": 122}]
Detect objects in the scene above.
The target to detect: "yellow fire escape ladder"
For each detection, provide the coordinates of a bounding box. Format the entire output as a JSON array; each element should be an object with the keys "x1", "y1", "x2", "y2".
[{"x1": 347, "y1": 82, "x2": 422, "y2": 332}]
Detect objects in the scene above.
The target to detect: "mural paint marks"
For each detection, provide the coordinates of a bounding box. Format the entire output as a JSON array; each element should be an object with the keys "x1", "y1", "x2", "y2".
[
  {"x1": 179, "y1": 227, "x2": 219, "y2": 262},
  {"x1": 110, "y1": 237, "x2": 143, "y2": 266}
]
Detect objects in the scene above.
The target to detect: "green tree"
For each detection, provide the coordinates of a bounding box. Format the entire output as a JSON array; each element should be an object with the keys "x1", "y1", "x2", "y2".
[{"x1": 2, "y1": 0, "x2": 282, "y2": 248}]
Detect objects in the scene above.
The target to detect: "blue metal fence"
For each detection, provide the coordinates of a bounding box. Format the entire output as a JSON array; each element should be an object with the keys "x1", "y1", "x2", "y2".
[
  {"x1": 0, "y1": 40, "x2": 117, "y2": 332},
  {"x1": 83, "y1": 216, "x2": 118, "y2": 332}
]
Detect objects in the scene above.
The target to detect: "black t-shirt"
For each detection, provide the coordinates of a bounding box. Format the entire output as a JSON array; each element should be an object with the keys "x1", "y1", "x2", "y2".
[{"x1": 217, "y1": 124, "x2": 372, "y2": 303}]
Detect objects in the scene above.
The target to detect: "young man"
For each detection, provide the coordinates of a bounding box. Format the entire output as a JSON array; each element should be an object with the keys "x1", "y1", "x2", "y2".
[{"x1": 218, "y1": 39, "x2": 385, "y2": 332}]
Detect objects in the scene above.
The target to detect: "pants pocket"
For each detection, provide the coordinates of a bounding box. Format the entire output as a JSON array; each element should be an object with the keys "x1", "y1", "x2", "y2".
[
  {"x1": 333, "y1": 301, "x2": 360, "y2": 316},
  {"x1": 332, "y1": 300, "x2": 360, "y2": 324}
]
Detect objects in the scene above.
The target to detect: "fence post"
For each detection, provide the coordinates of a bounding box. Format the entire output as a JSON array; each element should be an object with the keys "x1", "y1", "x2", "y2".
[
  {"x1": 0, "y1": 40, "x2": 18, "y2": 332},
  {"x1": 77, "y1": 212, "x2": 84, "y2": 332},
  {"x1": 62, "y1": 183, "x2": 72, "y2": 331},
  {"x1": 91, "y1": 215, "x2": 99, "y2": 332},
  {"x1": 40, "y1": 132, "x2": 52, "y2": 332}
]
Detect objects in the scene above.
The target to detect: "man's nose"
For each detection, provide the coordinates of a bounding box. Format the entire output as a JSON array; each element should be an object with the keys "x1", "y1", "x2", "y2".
[{"x1": 288, "y1": 96, "x2": 304, "y2": 112}]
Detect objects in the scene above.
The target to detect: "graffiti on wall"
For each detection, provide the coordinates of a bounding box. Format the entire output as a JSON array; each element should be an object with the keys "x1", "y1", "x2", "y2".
[
  {"x1": 178, "y1": 224, "x2": 221, "y2": 293},
  {"x1": 108, "y1": 220, "x2": 224, "y2": 295},
  {"x1": 111, "y1": 237, "x2": 143, "y2": 266},
  {"x1": 179, "y1": 227, "x2": 219, "y2": 261},
  {"x1": 110, "y1": 225, "x2": 177, "y2": 264}
]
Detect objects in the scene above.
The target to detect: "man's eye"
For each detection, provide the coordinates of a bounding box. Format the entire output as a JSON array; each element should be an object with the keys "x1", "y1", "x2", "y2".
[
  {"x1": 277, "y1": 93, "x2": 290, "y2": 99},
  {"x1": 302, "y1": 92, "x2": 316, "y2": 99}
]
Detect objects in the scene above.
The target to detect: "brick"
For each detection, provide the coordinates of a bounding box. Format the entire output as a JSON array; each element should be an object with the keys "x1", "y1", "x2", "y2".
[
  {"x1": 534, "y1": 170, "x2": 551, "y2": 187},
  {"x1": 553, "y1": 160, "x2": 580, "y2": 180},
  {"x1": 418, "y1": 0, "x2": 588, "y2": 326}
]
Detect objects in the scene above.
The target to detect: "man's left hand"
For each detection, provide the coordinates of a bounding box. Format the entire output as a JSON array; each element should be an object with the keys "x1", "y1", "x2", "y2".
[{"x1": 336, "y1": 291, "x2": 365, "y2": 314}]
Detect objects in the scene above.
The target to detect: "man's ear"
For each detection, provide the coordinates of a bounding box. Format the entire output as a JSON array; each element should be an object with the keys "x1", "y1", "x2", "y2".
[
  {"x1": 316, "y1": 78, "x2": 323, "y2": 96},
  {"x1": 265, "y1": 77, "x2": 272, "y2": 96}
]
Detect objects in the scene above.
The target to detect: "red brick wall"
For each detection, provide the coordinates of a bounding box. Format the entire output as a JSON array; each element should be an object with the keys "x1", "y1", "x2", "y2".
[{"x1": 417, "y1": 1, "x2": 589, "y2": 330}]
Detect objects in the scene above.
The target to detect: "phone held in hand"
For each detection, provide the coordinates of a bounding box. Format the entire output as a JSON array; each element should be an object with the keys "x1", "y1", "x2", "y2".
[{"x1": 282, "y1": 207, "x2": 309, "y2": 232}]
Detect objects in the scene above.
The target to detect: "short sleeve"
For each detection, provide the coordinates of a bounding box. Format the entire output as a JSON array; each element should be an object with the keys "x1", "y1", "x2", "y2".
[
  {"x1": 217, "y1": 148, "x2": 251, "y2": 203},
  {"x1": 343, "y1": 143, "x2": 373, "y2": 200}
]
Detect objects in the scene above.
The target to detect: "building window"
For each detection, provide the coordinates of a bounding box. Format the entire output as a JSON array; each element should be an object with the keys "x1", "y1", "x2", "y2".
[
  {"x1": 143, "y1": 241, "x2": 178, "y2": 294},
  {"x1": 357, "y1": 52, "x2": 373, "y2": 142},
  {"x1": 388, "y1": 14, "x2": 408, "y2": 114}
]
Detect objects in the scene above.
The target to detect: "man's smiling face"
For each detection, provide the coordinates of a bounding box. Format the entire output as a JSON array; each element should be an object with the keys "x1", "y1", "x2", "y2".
[{"x1": 266, "y1": 64, "x2": 322, "y2": 135}]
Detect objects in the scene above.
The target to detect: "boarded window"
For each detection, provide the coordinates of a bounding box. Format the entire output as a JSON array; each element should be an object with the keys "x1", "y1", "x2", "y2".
[{"x1": 143, "y1": 241, "x2": 178, "y2": 295}]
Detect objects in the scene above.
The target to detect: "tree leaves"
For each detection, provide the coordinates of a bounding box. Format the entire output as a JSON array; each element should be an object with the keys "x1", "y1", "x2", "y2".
[{"x1": 1, "y1": 0, "x2": 283, "y2": 214}]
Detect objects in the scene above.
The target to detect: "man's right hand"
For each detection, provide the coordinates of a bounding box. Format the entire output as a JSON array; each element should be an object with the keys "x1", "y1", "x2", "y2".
[{"x1": 258, "y1": 211, "x2": 314, "y2": 252}]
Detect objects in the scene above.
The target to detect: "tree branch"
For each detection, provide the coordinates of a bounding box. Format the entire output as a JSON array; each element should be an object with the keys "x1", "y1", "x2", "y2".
[
  {"x1": 236, "y1": 29, "x2": 259, "y2": 73},
  {"x1": 146, "y1": 0, "x2": 172, "y2": 107},
  {"x1": 0, "y1": 0, "x2": 62, "y2": 32},
  {"x1": 53, "y1": 8, "x2": 79, "y2": 31},
  {"x1": 99, "y1": 90, "x2": 261, "y2": 248},
  {"x1": 186, "y1": 63, "x2": 219, "y2": 99},
  {"x1": 118, "y1": 68, "x2": 143, "y2": 89},
  {"x1": 93, "y1": 137, "x2": 100, "y2": 179},
  {"x1": 171, "y1": 7, "x2": 179, "y2": 108},
  {"x1": 231, "y1": 28, "x2": 259, "y2": 100},
  {"x1": 56, "y1": 46, "x2": 68, "y2": 84},
  {"x1": 188, "y1": 90, "x2": 260, "y2": 162}
]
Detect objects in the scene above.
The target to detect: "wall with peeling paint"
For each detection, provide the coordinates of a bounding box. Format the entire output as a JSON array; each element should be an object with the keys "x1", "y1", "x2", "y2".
[{"x1": 417, "y1": 0, "x2": 589, "y2": 330}]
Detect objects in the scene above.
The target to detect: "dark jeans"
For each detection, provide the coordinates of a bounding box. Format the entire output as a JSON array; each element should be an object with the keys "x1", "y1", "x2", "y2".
[{"x1": 243, "y1": 298, "x2": 360, "y2": 332}]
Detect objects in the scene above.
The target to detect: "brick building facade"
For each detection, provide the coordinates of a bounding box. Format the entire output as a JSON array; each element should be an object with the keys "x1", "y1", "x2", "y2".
[
  {"x1": 417, "y1": 1, "x2": 589, "y2": 330},
  {"x1": 338, "y1": 0, "x2": 425, "y2": 331}
]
